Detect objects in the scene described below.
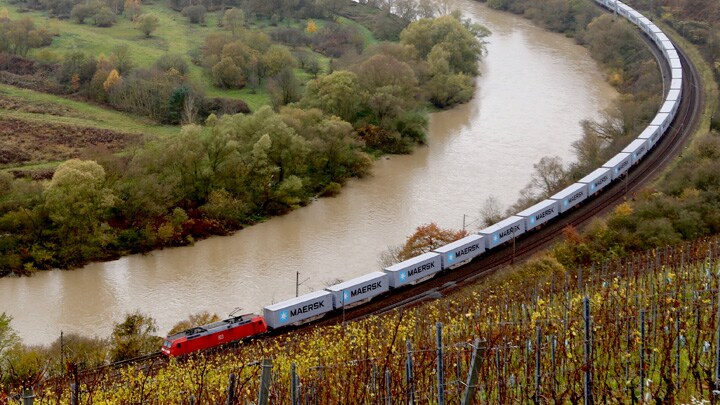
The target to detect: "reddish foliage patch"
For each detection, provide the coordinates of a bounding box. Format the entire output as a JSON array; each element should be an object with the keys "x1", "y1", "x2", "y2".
[
  {"x1": 0, "y1": 117, "x2": 141, "y2": 166},
  {"x1": 0, "y1": 54, "x2": 37, "y2": 75}
]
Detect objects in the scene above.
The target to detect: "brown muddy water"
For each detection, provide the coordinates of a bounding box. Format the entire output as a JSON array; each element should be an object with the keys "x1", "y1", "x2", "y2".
[{"x1": 0, "y1": 2, "x2": 617, "y2": 345}]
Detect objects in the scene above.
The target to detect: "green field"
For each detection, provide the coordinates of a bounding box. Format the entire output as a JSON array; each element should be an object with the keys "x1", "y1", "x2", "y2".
[
  {"x1": 0, "y1": 83, "x2": 178, "y2": 136},
  {"x1": 0, "y1": 0, "x2": 349, "y2": 110}
]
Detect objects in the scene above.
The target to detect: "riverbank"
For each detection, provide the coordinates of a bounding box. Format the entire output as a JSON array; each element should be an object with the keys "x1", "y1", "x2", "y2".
[{"x1": 0, "y1": 1, "x2": 618, "y2": 346}]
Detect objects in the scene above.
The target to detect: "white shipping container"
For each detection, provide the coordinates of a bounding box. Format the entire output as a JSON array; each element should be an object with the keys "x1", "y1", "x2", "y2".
[
  {"x1": 666, "y1": 89, "x2": 681, "y2": 102},
  {"x1": 326, "y1": 272, "x2": 389, "y2": 308},
  {"x1": 672, "y1": 68, "x2": 683, "y2": 81},
  {"x1": 479, "y1": 216, "x2": 525, "y2": 249},
  {"x1": 603, "y1": 152, "x2": 632, "y2": 180},
  {"x1": 637, "y1": 125, "x2": 661, "y2": 148},
  {"x1": 516, "y1": 199, "x2": 559, "y2": 231},
  {"x1": 263, "y1": 291, "x2": 333, "y2": 329},
  {"x1": 650, "y1": 112, "x2": 671, "y2": 132},
  {"x1": 550, "y1": 183, "x2": 588, "y2": 213},
  {"x1": 433, "y1": 234, "x2": 485, "y2": 269},
  {"x1": 384, "y1": 252, "x2": 442, "y2": 288},
  {"x1": 648, "y1": 23, "x2": 662, "y2": 35},
  {"x1": 659, "y1": 100, "x2": 675, "y2": 114},
  {"x1": 622, "y1": 139, "x2": 649, "y2": 165},
  {"x1": 670, "y1": 78, "x2": 682, "y2": 91},
  {"x1": 579, "y1": 167, "x2": 612, "y2": 195}
]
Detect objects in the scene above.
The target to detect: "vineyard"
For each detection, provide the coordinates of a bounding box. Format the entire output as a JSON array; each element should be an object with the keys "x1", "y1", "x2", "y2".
[{"x1": 18, "y1": 237, "x2": 720, "y2": 403}]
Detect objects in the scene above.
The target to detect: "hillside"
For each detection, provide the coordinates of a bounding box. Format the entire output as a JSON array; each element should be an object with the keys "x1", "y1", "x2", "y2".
[
  {"x1": 16, "y1": 237, "x2": 720, "y2": 403},
  {"x1": 0, "y1": 0, "x2": 488, "y2": 274}
]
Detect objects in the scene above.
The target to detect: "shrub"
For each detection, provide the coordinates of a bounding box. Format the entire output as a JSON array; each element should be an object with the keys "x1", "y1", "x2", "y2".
[
  {"x1": 200, "y1": 97, "x2": 250, "y2": 117},
  {"x1": 153, "y1": 53, "x2": 189, "y2": 75},
  {"x1": 70, "y1": 3, "x2": 96, "y2": 23},
  {"x1": 92, "y1": 7, "x2": 117, "y2": 27},
  {"x1": 181, "y1": 5, "x2": 206, "y2": 24}
]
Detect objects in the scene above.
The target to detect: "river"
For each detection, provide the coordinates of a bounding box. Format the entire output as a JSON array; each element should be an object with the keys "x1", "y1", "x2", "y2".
[{"x1": 0, "y1": 1, "x2": 617, "y2": 346}]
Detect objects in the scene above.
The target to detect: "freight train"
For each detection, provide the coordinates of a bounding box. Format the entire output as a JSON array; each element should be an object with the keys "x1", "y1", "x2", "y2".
[{"x1": 161, "y1": 0, "x2": 684, "y2": 356}]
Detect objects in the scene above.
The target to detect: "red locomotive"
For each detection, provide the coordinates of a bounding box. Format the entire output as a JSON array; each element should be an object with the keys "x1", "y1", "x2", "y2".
[{"x1": 161, "y1": 313, "x2": 267, "y2": 356}]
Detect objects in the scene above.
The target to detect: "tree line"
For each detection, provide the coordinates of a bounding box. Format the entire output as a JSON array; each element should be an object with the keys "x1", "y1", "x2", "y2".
[
  {"x1": 476, "y1": 0, "x2": 720, "y2": 272},
  {"x1": 0, "y1": 13, "x2": 488, "y2": 275},
  {"x1": 472, "y1": 0, "x2": 663, "y2": 218}
]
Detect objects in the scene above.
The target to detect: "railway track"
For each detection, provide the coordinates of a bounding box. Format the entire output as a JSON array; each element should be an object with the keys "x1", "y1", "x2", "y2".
[
  {"x1": 68, "y1": 11, "x2": 704, "y2": 380},
  {"x1": 312, "y1": 22, "x2": 704, "y2": 326}
]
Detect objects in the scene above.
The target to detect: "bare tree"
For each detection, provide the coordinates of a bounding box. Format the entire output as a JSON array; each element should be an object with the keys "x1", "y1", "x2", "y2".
[
  {"x1": 378, "y1": 244, "x2": 403, "y2": 268},
  {"x1": 530, "y1": 156, "x2": 567, "y2": 197},
  {"x1": 479, "y1": 195, "x2": 504, "y2": 227},
  {"x1": 182, "y1": 91, "x2": 199, "y2": 125}
]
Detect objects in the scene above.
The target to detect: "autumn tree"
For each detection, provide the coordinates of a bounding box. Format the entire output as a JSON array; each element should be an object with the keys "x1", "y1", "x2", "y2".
[
  {"x1": 0, "y1": 17, "x2": 53, "y2": 56},
  {"x1": 400, "y1": 15, "x2": 485, "y2": 75},
  {"x1": 398, "y1": 223, "x2": 467, "y2": 261},
  {"x1": 279, "y1": 106, "x2": 371, "y2": 186},
  {"x1": 222, "y1": 8, "x2": 245, "y2": 37},
  {"x1": 262, "y1": 44, "x2": 296, "y2": 78},
  {"x1": 103, "y1": 69, "x2": 122, "y2": 91},
  {"x1": 124, "y1": 0, "x2": 141, "y2": 19},
  {"x1": 212, "y1": 57, "x2": 245, "y2": 88},
  {"x1": 136, "y1": 13, "x2": 159, "y2": 37},
  {"x1": 110, "y1": 44, "x2": 134, "y2": 73},
  {"x1": 43, "y1": 159, "x2": 115, "y2": 256},
  {"x1": 110, "y1": 311, "x2": 159, "y2": 362},
  {"x1": 168, "y1": 311, "x2": 221, "y2": 335},
  {"x1": 302, "y1": 70, "x2": 364, "y2": 123}
]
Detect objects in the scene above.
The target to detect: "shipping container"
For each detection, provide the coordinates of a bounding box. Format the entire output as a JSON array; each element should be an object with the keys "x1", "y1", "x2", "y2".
[
  {"x1": 622, "y1": 138, "x2": 649, "y2": 165},
  {"x1": 479, "y1": 216, "x2": 525, "y2": 249},
  {"x1": 650, "y1": 112, "x2": 671, "y2": 132},
  {"x1": 637, "y1": 125, "x2": 661, "y2": 148},
  {"x1": 263, "y1": 290, "x2": 333, "y2": 329},
  {"x1": 647, "y1": 23, "x2": 662, "y2": 35},
  {"x1": 550, "y1": 183, "x2": 588, "y2": 213},
  {"x1": 516, "y1": 199, "x2": 559, "y2": 231},
  {"x1": 666, "y1": 89, "x2": 681, "y2": 102},
  {"x1": 326, "y1": 272, "x2": 389, "y2": 308},
  {"x1": 433, "y1": 234, "x2": 485, "y2": 269},
  {"x1": 579, "y1": 167, "x2": 612, "y2": 195},
  {"x1": 384, "y1": 252, "x2": 442, "y2": 288},
  {"x1": 670, "y1": 78, "x2": 682, "y2": 91},
  {"x1": 671, "y1": 68, "x2": 682, "y2": 81},
  {"x1": 603, "y1": 152, "x2": 632, "y2": 180}
]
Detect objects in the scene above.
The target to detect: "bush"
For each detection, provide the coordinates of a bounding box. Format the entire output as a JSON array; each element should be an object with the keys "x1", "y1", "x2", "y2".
[
  {"x1": 200, "y1": 97, "x2": 250, "y2": 117},
  {"x1": 92, "y1": 7, "x2": 117, "y2": 27},
  {"x1": 181, "y1": 5, "x2": 206, "y2": 24},
  {"x1": 70, "y1": 3, "x2": 96, "y2": 23},
  {"x1": 211, "y1": 57, "x2": 245, "y2": 89},
  {"x1": 153, "y1": 53, "x2": 189, "y2": 75}
]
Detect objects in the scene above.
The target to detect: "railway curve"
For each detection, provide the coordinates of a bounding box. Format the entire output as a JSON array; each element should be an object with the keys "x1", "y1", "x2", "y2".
[{"x1": 70, "y1": 0, "x2": 705, "y2": 379}]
